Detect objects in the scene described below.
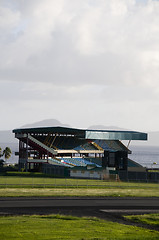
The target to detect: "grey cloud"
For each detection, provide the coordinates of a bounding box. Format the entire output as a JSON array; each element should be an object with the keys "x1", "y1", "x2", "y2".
[
  {"x1": 0, "y1": 50, "x2": 144, "y2": 87},
  {"x1": 100, "y1": 86, "x2": 158, "y2": 103},
  {"x1": 1, "y1": 0, "x2": 159, "y2": 90},
  {"x1": 1, "y1": 0, "x2": 159, "y2": 131}
]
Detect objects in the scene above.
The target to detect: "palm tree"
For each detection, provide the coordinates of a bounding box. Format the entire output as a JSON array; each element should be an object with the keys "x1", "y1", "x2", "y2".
[
  {"x1": 0, "y1": 147, "x2": 2, "y2": 157},
  {"x1": 3, "y1": 147, "x2": 12, "y2": 162},
  {"x1": 0, "y1": 159, "x2": 4, "y2": 168}
]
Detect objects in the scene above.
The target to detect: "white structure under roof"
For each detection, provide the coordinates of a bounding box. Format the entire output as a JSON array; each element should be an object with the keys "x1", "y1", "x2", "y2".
[{"x1": 12, "y1": 126, "x2": 148, "y2": 173}]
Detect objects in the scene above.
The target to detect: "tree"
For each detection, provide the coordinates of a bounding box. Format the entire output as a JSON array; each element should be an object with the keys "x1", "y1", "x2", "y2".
[
  {"x1": 0, "y1": 147, "x2": 2, "y2": 157},
  {"x1": 3, "y1": 147, "x2": 12, "y2": 162},
  {"x1": 0, "y1": 159, "x2": 4, "y2": 168}
]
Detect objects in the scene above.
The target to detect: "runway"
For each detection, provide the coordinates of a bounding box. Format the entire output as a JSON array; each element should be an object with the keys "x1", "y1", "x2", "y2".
[
  {"x1": 0, "y1": 197, "x2": 159, "y2": 230},
  {"x1": 0, "y1": 197, "x2": 159, "y2": 208},
  {"x1": 0, "y1": 197, "x2": 159, "y2": 215}
]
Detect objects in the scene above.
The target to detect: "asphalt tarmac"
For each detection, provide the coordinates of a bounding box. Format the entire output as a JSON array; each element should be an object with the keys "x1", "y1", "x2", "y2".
[
  {"x1": 0, "y1": 197, "x2": 159, "y2": 209},
  {"x1": 0, "y1": 197, "x2": 159, "y2": 216},
  {"x1": 0, "y1": 197, "x2": 159, "y2": 230}
]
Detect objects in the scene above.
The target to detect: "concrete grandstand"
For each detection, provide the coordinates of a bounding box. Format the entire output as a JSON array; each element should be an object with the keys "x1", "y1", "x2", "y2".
[{"x1": 12, "y1": 126, "x2": 148, "y2": 180}]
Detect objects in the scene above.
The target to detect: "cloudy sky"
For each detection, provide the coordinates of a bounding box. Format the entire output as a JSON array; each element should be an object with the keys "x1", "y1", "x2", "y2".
[{"x1": 1, "y1": 0, "x2": 159, "y2": 131}]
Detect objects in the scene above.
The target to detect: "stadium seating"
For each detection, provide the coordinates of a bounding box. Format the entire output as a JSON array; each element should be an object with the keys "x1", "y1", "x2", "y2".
[
  {"x1": 48, "y1": 158, "x2": 73, "y2": 167},
  {"x1": 94, "y1": 139, "x2": 129, "y2": 152},
  {"x1": 57, "y1": 157, "x2": 101, "y2": 167}
]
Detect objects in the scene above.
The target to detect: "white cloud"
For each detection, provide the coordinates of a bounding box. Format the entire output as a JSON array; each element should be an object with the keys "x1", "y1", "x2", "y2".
[
  {"x1": 0, "y1": 0, "x2": 159, "y2": 87},
  {"x1": 1, "y1": 0, "x2": 159, "y2": 86},
  {"x1": 1, "y1": 0, "x2": 159, "y2": 131}
]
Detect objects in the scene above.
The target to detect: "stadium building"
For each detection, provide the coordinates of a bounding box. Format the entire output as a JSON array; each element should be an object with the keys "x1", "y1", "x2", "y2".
[{"x1": 13, "y1": 126, "x2": 148, "y2": 180}]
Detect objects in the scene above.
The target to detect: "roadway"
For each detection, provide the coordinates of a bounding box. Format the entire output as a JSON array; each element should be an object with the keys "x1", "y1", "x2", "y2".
[
  {"x1": 0, "y1": 197, "x2": 159, "y2": 216},
  {"x1": 0, "y1": 197, "x2": 159, "y2": 208},
  {"x1": 1, "y1": 197, "x2": 159, "y2": 230}
]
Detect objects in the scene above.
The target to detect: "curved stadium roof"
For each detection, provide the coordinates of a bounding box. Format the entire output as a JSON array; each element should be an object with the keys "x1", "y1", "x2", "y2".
[{"x1": 13, "y1": 126, "x2": 147, "y2": 141}]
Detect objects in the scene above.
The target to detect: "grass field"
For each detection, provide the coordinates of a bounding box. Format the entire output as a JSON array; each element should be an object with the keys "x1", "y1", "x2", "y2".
[
  {"x1": 0, "y1": 173, "x2": 159, "y2": 239},
  {"x1": 0, "y1": 172, "x2": 159, "y2": 197},
  {"x1": 0, "y1": 214, "x2": 158, "y2": 240},
  {"x1": 125, "y1": 214, "x2": 159, "y2": 227},
  {"x1": 1, "y1": 187, "x2": 159, "y2": 197},
  {"x1": 1, "y1": 176, "x2": 159, "y2": 188}
]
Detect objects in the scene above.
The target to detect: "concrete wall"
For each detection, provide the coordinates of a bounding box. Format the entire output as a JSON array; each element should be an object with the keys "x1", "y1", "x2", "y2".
[{"x1": 70, "y1": 169, "x2": 101, "y2": 179}]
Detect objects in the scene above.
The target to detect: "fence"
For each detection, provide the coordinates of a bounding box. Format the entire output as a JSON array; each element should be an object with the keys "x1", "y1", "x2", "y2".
[
  {"x1": 0, "y1": 174, "x2": 159, "y2": 188},
  {"x1": 119, "y1": 170, "x2": 159, "y2": 183}
]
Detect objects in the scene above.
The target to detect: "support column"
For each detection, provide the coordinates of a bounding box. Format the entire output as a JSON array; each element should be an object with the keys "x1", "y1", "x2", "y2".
[{"x1": 25, "y1": 134, "x2": 28, "y2": 172}]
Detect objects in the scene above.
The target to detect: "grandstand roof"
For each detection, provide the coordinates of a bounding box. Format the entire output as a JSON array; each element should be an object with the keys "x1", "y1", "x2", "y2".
[{"x1": 13, "y1": 126, "x2": 147, "y2": 141}]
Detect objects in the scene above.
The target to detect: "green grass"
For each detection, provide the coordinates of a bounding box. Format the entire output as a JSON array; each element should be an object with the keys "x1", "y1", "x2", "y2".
[
  {"x1": 0, "y1": 214, "x2": 158, "y2": 240},
  {"x1": 1, "y1": 187, "x2": 159, "y2": 197},
  {"x1": 0, "y1": 173, "x2": 159, "y2": 197},
  {"x1": 125, "y1": 214, "x2": 159, "y2": 227},
  {"x1": 0, "y1": 172, "x2": 159, "y2": 188}
]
